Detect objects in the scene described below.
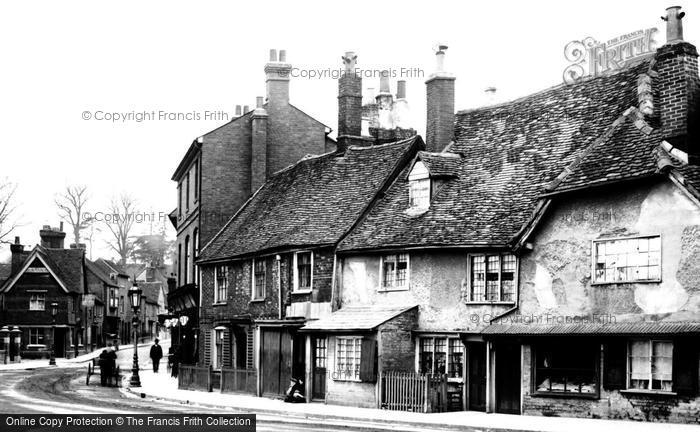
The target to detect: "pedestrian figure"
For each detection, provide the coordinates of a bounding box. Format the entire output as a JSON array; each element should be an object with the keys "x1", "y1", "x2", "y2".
[
  {"x1": 107, "y1": 346, "x2": 117, "y2": 386},
  {"x1": 150, "y1": 338, "x2": 163, "y2": 373},
  {"x1": 98, "y1": 350, "x2": 110, "y2": 387}
]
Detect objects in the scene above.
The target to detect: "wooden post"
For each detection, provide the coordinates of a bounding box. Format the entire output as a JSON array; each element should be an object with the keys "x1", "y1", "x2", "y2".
[
  {"x1": 207, "y1": 364, "x2": 213, "y2": 392},
  {"x1": 377, "y1": 369, "x2": 382, "y2": 409},
  {"x1": 423, "y1": 374, "x2": 429, "y2": 413},
  {"x1": 305, "y1": 336, "x2": 312, "y2": 403}
]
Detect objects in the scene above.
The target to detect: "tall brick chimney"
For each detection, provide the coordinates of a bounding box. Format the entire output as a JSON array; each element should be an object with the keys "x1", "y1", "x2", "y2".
[
  {"x1": 39, "y1": 223, "x2": 66, "y2": 249},
  {"x1": 251, "y1": 96, "x2": 268, "y2": 193},
  {"x1": 10, "y1": 236, "x2": 25, "y2": 274},
  {"x1": 337, "y1": 51, "x2": 363, "y2": 152},
  {"x1": 265, "y1": 49, "x2": 292, "y2": 106},
  {"x1": 656, "y1": 6, "x2": 700, "y2": 164},
  {"x1": 426, "y1": 44, "x2": 455, "y2": 152}
]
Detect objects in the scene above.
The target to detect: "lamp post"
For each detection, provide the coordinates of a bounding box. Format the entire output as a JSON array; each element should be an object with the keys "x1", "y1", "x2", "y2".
[
  {"x1": 129, "y1": 284, "x2": 143, "y2": 388},
  {"x1": 49, "y1": 302, "x2": 58, "y2": 366},
  {"x1": 11, "y1": 326, "x2": 21, "y2": 363}
]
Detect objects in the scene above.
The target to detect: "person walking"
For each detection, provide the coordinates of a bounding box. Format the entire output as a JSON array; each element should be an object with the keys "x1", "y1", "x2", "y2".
[
  {"x1": 98, "y1": 350, "x2": 110, "y2": 387},
  {"x1": 149, "y1": 338, "x2": 163, "y2": 373}
]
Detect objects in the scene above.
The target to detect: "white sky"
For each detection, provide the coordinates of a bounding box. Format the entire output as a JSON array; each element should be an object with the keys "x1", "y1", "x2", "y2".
[{"x1": 0, "y1": 0, "x2": 697, "y2": 262}]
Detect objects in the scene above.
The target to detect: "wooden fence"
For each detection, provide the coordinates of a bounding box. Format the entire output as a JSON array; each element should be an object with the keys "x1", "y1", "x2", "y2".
[
  {"x1": 221, "y1": 368, "x2": 257, "y2": 394},
  {"x1": 379, "y1": 371, "x2": 448, "y2": 413},
  {"x1": 178, "y1": 364, "x2": 257, "y2": 395},
  {"x1": 178, "y1": 364, "x2": 213, "y2": 392}
]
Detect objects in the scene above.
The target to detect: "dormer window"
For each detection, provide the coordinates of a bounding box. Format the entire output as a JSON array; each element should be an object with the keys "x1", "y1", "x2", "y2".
[{"x1": 408, "y1": 161, "x2": 430, "y2": 210}]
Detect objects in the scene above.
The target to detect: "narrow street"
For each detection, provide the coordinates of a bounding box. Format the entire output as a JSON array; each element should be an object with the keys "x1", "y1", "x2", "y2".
[{"x1": 0, "y1": 345, "x2": 461, "y2": 432}]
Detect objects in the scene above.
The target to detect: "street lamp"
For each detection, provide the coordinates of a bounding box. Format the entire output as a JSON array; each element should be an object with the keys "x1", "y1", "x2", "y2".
[
  {"x1": 49, "y1": 302, "x2": 58, "y2": 366},
  {"x1": 129, "y1": 284, "x2": 143, "y2": 388}
]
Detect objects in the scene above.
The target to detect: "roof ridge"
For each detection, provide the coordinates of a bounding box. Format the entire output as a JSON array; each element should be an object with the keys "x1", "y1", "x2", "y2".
[
  {"x1": 348, "y1": 135, "x2": 418, "y2": 151},
  {"x1": 544, "y1": 106, "x2": 652, "y2": 193}
]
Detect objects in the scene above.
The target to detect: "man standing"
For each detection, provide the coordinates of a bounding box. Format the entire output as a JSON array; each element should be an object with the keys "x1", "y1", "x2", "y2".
[{"x1": 149, "y1": 338, "x2": 163, "y2": 373}]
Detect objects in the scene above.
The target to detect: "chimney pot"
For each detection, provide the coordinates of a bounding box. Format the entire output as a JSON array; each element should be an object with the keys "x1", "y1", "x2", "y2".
[
  {"x1": 256, "y1": 96, "x2": 264, "y2": 108},
  {"x1": 235, "y1": 105, "x2": 242, "y2": 116},
  {"x1": 60, "y1": 221, "x2": 63, "y2": 231},
  {"x1": 663, "y1": 6, "x2": 685, "y2": 44},
  {"x1": 243, "y1": 105, "x2": 250, "y2": 113},
  {"x1": 342, "y1": 52, "x2": 358, "y2": 73},
  {"x1": 269, "y1": 49, "x2": 278, "y2": 62},
  {"x1": 337, "y1": 50, "x2": 363, "y2": 152},
  {"x1": 14, "y1": 236, "x2": 19, "y2": 244},
  {"x1": 278, "y1": 50, "x2": 287, "y2": 62},
  {"x1": 396, "y1": 81, "x2": 406, "y2": 99},
  {"x1": 379, "y1": 72, "x2": 391, "y2": 93}
]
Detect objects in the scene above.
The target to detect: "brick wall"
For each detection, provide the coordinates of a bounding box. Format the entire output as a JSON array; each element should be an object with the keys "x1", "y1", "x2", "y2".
[
  {"x1": 425, "y1": 76, "x2": 455, "y2": 152},
  {"x1": 378, "y1": 308, "x2": 417, "y2": 372}
]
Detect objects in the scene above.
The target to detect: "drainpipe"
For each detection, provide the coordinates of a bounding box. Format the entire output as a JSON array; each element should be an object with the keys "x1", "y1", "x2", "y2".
[{"x1": 276, "y1": 255, "x2": 282, "y2": 320}]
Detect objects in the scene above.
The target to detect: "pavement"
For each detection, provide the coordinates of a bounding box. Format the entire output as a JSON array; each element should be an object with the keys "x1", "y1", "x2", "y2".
[{"x1": 121, "y1": 369, "x2": 700, "y2": 432}]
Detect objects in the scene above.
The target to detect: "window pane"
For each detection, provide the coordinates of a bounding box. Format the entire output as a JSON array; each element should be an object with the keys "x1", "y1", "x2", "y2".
[
  {"x1": 297, "y1": 252, "x2": 312, "y2": 290},
  {"x1": 594, "y1": 237, "x2": 661, "y2": 283},
  {"x1": 419, "y1": 338, "x2": 434, "y2": 373},
  {"x1": 470, "y1": 256, "x2": 486, "y2": 302},
  {"x1": 409, "y1": 178, "x2": 430, "y2": 209},
  {"x1": 448, "y1": 339, "x2": 464, "y2": 378},
  {"x1": 383, "y1": 256, "x2": 396, "y2": 287},
  {"x1": 501, "y1": 254, "x2": 516, "y2": 302},
  {"x1": 486, "y1": 256, "x2": 500, "y2": 301}
]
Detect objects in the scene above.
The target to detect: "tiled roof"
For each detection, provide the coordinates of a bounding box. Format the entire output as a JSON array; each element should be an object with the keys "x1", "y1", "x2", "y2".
[
  {"x1": 339, "y1": 59, "x2": 656, "y2": 251},
  {"x1": 482, "y1": 321, "x2": 700, "y2": 336},
  {"x1": 94, "y1": 258, "x2": 128, "y2": 277},
  {"x1": 86, "y1": 259, "x2": 118, "y2": 287},
  {"x1": 199, "y1": 137, "x2": 421, "y2": 262},
  {"x1": 0, "y1": 263, "x2": 11, "y2": 285},
  {"x1": 678, "y1": 164, "x2": 700, "y2": 197},
  {"x1": 39, "y1": 247, "x2": 85, "y2": 294},
  {"x1": 139, "y1": 281, "x2": 163, "y2": 304},
  {"x1": 301, "y1": 305, "x2": 417, "y2": 332},
  {"x1": 417, "y1": 151, "x2": 461, "y2": 178}
]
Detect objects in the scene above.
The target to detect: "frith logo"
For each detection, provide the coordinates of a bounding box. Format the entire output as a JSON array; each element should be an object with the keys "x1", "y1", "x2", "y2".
[{"x1": 563, "y1": 28, "x2": 658, "y2": 85}]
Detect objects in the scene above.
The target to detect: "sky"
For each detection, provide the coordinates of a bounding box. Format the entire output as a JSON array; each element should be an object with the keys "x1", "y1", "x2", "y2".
[{"x1": 0, "y1": 0, "x2": 697, "y2": 262}]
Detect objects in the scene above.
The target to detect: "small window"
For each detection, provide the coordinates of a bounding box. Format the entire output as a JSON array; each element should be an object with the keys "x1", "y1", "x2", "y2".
[
  {"x1": 628, "y1": 340, "x2": 673, "y2": 392},
  {"x1": 29, "y1": 328, "x2": 46, "y2": 346},
  {"x1": 534, "y1": 340, "x2": 598, "y2": 396},
  {"x1": 314, "y1": 337, "x2": 327, "y2": 369},
  {"x1": 215, "y1": 265, "x2": 229, "y2": 303},
  {"x1": 593, "y1": 236, "x2": 661, "y2": 283},
  {"x1": 335, "y1": 337, "x2": 362, "y2": 381},
  {"x1": 469, "y1": 253, "x2": 516, "y2": 302},
  {"x1": 408, "y1": 161, "x2": 430, "y2": 209},
  {"x1": 119, "y1": 296, "x2": 124, "y2": 314},
  {"x1": 29, "y1": 293, "x2": 45, "y2": 311},
  {"x1": 381, "y1": 254, "x2": 409, "y2": 290},
  {"x1": 293, "y1": 251, "x2": 313, "y2": 292},
  {"x1": 418, "y1": 337, "x2": 464, "y2": 378},
  {"x1": 252, "y1": 259, "x2": 266, "y2": 300}
]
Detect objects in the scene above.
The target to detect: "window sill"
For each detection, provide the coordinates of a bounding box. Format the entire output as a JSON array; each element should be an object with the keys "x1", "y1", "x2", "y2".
[
  {"x1": 532, "y1": 391, "x2": 599, "y2": 399},
  {"x1": 591, "y1": 279, "x2": 661, "y2": 286},
  {"x1": 291, "y1": 290, "x2": 313, "y2": 295},
  {"x1": 378, "y1": 287, "x2": 409, "y2": 292},
  {"x1": 249, "y1": 299, "x2": 266, "y2": 303},
  {"x1": 212, "y1": 302, "x2": 227, "y2": 307},
  {"x1": 620, "y1": 389, "x2": 677, "y2": 397},
  {"x1": 465, "y1": 301, "x2": 516, "y2": 305}
]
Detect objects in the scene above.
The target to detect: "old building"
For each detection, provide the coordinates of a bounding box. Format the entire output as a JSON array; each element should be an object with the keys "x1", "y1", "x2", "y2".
[
  {"x1": 92, "y1": 258, "x2": 133, "y2": 345},
  {"x1": 194, "y1": 51, "x2": 420, "y2": 399},
  {"x1": 170, "y1": 49, "x2": 336, "y2": 362},
  {"x1": 0, "y1": 226, "x2": 86, "y2": 359}
]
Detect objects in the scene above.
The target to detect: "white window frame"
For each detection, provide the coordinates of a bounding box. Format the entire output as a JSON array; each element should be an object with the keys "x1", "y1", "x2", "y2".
[
  {"x1": 292, "y1": 251, "x2": 314, "y2": 293},
  {"x1": 408, "y1": 161, "x2": 431, "y2": 210},
  {"x1": 466, "y1": 253, "x2": 518, "y2": 303},
  {"x1": 251, "y1": 259, "x2": 266, "y2": 301},
  {"x1": 627, "y1": 339, "x2": 674, "y2": 393},
  {"x1": 28, "y1": 328, "x2": 46, "y2": 347},
  {"x1": 592, "y1": 235, "x2": 662, "y2": 285},
  {"x1": 214, "y1": 265, "x2": 228, "y2": 304},
  {"x1": 379, "y1": 253, "x2": 410, "y2": 291},
  {"x1": 334, "y1": 336, "x2": 362, "y2": 382},
  {"x1": 29, "y1": 293, "x2": 46, "y2": 311},
  {"x1": 416, "y1": 335, "x2": 464, "y2": 380}
]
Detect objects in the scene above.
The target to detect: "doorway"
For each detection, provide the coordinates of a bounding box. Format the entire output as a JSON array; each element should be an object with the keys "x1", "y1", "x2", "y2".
[
  {"x1": 53, "y1": 328, "x2": 66, "y2": 358},
  {"x1": 261, "y1": 328, "x2": 293, "y2": 398},
  {"x1": 311, "y1": 337, "x2": 327, "y2": 400},
  {"x1": 495, "y1": 342, "x2": 521, "y2": 414},
  {"x1": 467, "y1": 342, "x2": 486, "y2": 411}
]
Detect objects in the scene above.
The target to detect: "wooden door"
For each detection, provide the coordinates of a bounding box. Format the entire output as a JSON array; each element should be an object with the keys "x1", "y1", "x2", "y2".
[
  {"x1": 261, "y1": 329, "x2": 293, "y2": 398},
  {"x1": 468, "y1": 342, "x2": 486, "y2": 411},
  {"x1": 311, "y1": 337, "x2": 327, "y2": 400},
  {"x1": 495, "y1": 342, "x2": 521, "y2": 414}
]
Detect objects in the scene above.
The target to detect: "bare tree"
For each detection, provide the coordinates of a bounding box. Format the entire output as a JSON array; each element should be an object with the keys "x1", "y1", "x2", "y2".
[
  {"x1": 55, "y1": 185, "x2": 92, "y2": 246},
  {"x1": 0, "y1": 180, "x2": 18, "y2": 244},
  {"x1": 104, "y1": 194, "x2": 137, "y2": 265}
]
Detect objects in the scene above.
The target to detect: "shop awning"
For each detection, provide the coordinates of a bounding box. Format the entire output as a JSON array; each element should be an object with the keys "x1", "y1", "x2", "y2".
[
  {"x1": 482, "y1": 321, "x2": 700, "y2": 336},
  {"x1": 300, "y1": 305, "x2": 417, "y2": 333}
]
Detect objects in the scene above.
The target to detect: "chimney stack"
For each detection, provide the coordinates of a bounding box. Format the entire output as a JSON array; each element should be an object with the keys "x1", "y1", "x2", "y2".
[
  {"x1": 396, "y1": 80, "x2": 406, "y2": 99},
  {"x1": 337, "y1": 51, "x2": 363, "y2": 151},
  {"x1": 377, "y1": 71, "x2": 394, "y2": 129},
  {"x1": 265, "y1": 48, "x2": 292, "y2": 106},
  {"x1": 656, "y1": 7, "x2": 699, "y2": 164},
  {"x1": 426, "y1": 44, "x2": 455, "y2": 152},
  {"x1": 39, "y1": 224, "x2": 66, "y2": 249},
  {"x1": 392, "y1": 80, "x2": 410, "y2": 129},
  {"x1": 243, "y1": 105, "x2": 250, "y2": 113},
  {"x1": 235, "y1": 105, "x2": 242, "y2": 117},
  {"x1": 251, "y1": 95, "x2": 269, "y2": 193},
  {"x1": 10, "y1": 236, "x2": 25, "y2": 274}
]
